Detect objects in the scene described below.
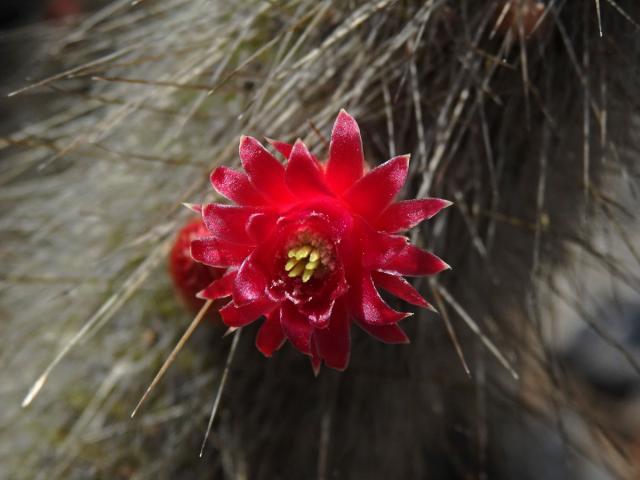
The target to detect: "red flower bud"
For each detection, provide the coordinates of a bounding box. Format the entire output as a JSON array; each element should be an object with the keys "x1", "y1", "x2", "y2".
[{"x1": 169, "y1": 218, "x2": 223, "y2": 313}]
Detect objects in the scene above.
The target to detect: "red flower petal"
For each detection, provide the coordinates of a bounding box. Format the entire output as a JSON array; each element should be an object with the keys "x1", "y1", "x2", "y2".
[
  {"x1": 197, "y1": 269, "x2": 237, "y2": 300},
  {"x1": 284, "y1": 140, "x2": 331, "y2": 198},
  {"x1": 233, "y1": 254, "x2": 267, "y2": 306},
  {"x1": 360, "y1": 225, "x2": 408, "y2": 270},
  {"x1": 326, "y1": 109, "x2": 364, "y2": 194},
  {"x1": 191, "y1": 237, "x2": 253, "y2": 268},
  {"x1": 343, "y1": 154, "x2": 409, "y2": 221},
  {"x1": 281, "y1": 302, "x2": 313, "y2": 354},
  {"x1": 256, "y1": 311, "x2": 286, "y2": 357},
  {"x1": 239, "y1": 136, "x2": 294, "y2": 204},
  {"x1": 297, "y1": 261, "x2": 348, "y2": 328},
  {"x1": 349, "y1": 273, "x2": 409, "y2": 325},
  {"x1": 269, "y1": 138, "x2": 322, "y2": 164},
  {"x1": 371, "y1": 271, "x2": 431, "y2": 308},
  {"x1": 267, "y1": 138, "x2": 292, "y2": 160},
  {"x1": 376, "y1": 198, "x2": 452, "y2": 233},
  {"x1": 378, "y1": 243, "x2": 450, "y2": 277},
  {"x1": 310, "y1": 338, "x2": 322, "y2": 376},
  {"x1": 357, "y1": 321, "x2": 409, "y2": 344},
  {"x1": 315, "y1": 300, "x2": 350, "y2": 370},
  {"x1": 182, "y1": 203, "x2": 201, "y2": 214},
  {"x1": 219, "y1": 298, "x2": 276, "y2": 327},
  {"x1": 245, "y1": 212, "x2": 276, "y2": 241},
  {"x1": 300, "y1": 299, "x2": 335, "y2": 329},
  {"x1": 169, "y1": 219, "x2": 221, "y2": 311},
  {"x1": 210, "y1": 166, "x2": 266, "y2": 206},
  {"x1": 202, "y1": 204, "x2": 263, "y2": 245}
]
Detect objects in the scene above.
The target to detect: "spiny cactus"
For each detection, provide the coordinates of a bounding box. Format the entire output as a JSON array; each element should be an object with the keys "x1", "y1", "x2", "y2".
[{"x1": 1, "y1": 1, "x2": 640, "y2": 478}]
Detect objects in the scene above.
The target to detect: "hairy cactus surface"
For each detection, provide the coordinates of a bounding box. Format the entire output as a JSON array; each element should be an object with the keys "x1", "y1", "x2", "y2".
[{"x1": 1, "y1": 1, "x2": 640, "y2": 479}]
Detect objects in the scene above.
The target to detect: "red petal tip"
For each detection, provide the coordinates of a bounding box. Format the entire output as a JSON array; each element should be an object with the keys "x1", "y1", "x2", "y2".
[
  {"x1": 265, "y1": 138, "x2": 293, "y2": 160},
  {"x1": 182, "y1": 202, "x2": 201, "y2": 213},
  {"x1": 237, "y1": 135, "x2": 249, "y2": 154},
  {"x1": 312, "y1": 361, "x2": 321, "y2": 377},
  {"x1": 224, "y1": 326, "x2": 239, "y2": 337},
  {"x1": 337, "y1": 108, "x2": 353, "y2": 121}
]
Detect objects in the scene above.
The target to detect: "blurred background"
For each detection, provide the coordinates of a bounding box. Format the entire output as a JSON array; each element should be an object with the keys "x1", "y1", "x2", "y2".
[{"x1": 1, "y1": 1, "x2": 640, "y2": 479}]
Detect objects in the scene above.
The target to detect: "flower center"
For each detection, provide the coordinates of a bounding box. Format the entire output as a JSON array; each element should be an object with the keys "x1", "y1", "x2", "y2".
[
  {"x1": 282, "y1": 228, "x2": 335, "y2": 285},
  {"x1": 284, "y1": 244, "x2": 322, "y2": 283}
]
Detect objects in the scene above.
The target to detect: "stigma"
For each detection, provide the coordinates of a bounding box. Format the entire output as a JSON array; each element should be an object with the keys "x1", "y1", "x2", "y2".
[{"x1": 285, "y1": 244, "x2": 321, "y2": 283}]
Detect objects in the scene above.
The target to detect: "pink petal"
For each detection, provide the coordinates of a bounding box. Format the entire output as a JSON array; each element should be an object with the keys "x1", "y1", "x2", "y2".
[
  {"x1": 191, "y1": 237, "x2": 253, "y2": 268},
  {"x1": 239, "y1": 136, "x2": 294, "y2": 204},
  {"x1": 210, "y1": 166, "x2": 266, "y2": 206},
  {"x1": 343, "y1": 155, "x2": 409, "y2": 221},
  {"x1": 371, "y1": 271, "x2": 431, "y2": 308},
  {"x1": 315, "y1": 300, "x2": 350, "y2": 370},
  {"x1": 357, "y1": 321, "x2": 409, "y2": 344},
  {"x1": 255, "y1": 310, "x2": 286, "y2": 357},
  {"x1": 379, "y1": 243, "x2": 450, "y2": 277},
  {"x1": 376, "y1": 198, "x2": 452, "y2": 233},
  {"x1": 280, "y1": 302, "x2": 313, "y2": 355},
  {"x1": 284, "y1": 140, "x2": 331, "y2": 198},
  {"x1": 326, "y1": 110, "x2": 364, "y2": 193},
  {"x1": 197, "y1": 269, "x2": 237, "y2": 300},
  {"x1": 349, "y1": 273, "x2": 410, "y2": 325},
  {"x1": 232, "y1": 254, "x2": 267, "y2": 306},
  {"x1": 267, "y1": 138, "x2": 293, "y2": 160},
  {"x1": 202, "y1": 204, "x2": 263, "y2": 244},
  {"x1": 219, "y1": 298, "x2": 276, "y2": 328}
]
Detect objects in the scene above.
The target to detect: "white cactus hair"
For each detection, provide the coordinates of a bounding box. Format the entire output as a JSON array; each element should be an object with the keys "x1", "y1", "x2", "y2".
[{"x1": 2, "y1": 1, "x2": 640, "y2": 478}]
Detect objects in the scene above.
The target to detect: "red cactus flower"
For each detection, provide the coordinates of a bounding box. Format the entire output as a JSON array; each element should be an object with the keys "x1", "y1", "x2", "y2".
[
  {"x1": 169, "y1": 218, "x2": 223, "y2": 312},
  {"x1": 191, "y1": 110, "x2": 451, "y2": 372}
]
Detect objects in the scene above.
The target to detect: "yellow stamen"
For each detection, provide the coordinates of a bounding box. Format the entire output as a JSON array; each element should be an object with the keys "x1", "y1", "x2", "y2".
[
  {"x1": 288, "y1": 262, "x2": 305, "y2": 277},
  {"x1": 286, "y1": 244, "x2": 324, "y2": 282},
  {"x1": 294, "y1": 245, "x2": 311, "y2": 260},
  {"x1": 285, "y1": 258, "x2": 299, "y2": 272},
  {"x1": 304, "y1": 260, "x2": 319, "y2": 271}
]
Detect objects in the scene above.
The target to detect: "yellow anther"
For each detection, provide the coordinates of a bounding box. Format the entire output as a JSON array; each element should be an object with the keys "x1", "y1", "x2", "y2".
[
  {"x1": 304, "y1": 260, "x2": 319, "y2": 271},
  {"x1": 302, "y1": 270, "x2": 313, "y2": 283},
  {"x1": 285, "y1": 258, "x2": 299, "y2": 272},
  {"x1": 285, "y1": 243, "x2": 327, "y2": 282},
  {"x1": 288, "y1": 262, "x2": 305, "y2": 278},
  {"x1": 294, "y1": 245, "x2": 311, "y2": 260}
]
